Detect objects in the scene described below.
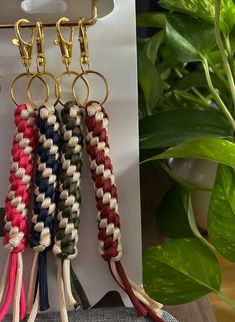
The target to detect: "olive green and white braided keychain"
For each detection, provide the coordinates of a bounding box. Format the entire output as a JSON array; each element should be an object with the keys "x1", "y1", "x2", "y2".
[
  {"x1": 53, "y1": 18, "x2": 90, "y2": 322},
  {"x1": 53, "y1": 101, "x2": 90, "y2": 315}
]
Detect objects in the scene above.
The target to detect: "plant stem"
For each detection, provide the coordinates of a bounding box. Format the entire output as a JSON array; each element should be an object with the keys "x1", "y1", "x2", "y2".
[
  {"x1": 187, "y1": 194, "x2": 217, "y2": 254},
  {"x1": 215, "y1": 0, "x2": 235, "y2": 111},
  {"x1": 200, "y1": 236, "x2": 217, "y2": 253},
  {"x1": 207, "y1": 57, "x2": 228, "y2": 87},
  {"x1": 216, "y1": 291, "x2": 235, "y2": 309},
  {"x1": 202, "y1": 58, "x2": 235, "y2": 131},
  {"x1": 224, "y1": 36, "x2": 235, "y2": 79},
  {"x1": 191, "y1": 88, "x2": 211, "y2": 106},
  {"x1": 174, "y1": 68, "x2": 212, "y2": 108},
  {"x1": 160, "y1": 161, "x2": 212, "y2": 191},
  {"x1": 174, "y1": 68, "x2": 183, "y2": 78}
]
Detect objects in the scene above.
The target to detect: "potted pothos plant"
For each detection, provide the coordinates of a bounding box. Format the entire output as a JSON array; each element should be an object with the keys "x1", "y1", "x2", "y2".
[{"x1": 138, "y1": 0, "x2": 235, "y2": 313}]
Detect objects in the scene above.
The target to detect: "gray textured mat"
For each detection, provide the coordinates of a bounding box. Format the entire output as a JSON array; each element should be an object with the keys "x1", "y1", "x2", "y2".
[{"x1": 5, "y1": 307, "x2": 179, "y2": 321}]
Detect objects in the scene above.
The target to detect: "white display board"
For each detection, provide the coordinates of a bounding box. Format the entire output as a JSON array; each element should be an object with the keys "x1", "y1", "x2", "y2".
[
  {"x1": 0, "y1": 0, "x2": 141, "y2": 310},
  {"x1": 0, "y1": 0, "x2": 114, "y2": 23}
]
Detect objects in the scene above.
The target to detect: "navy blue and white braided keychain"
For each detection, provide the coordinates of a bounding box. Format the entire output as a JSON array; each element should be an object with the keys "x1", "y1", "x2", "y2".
[{"x1": 27, "y1": 105, "x2": 61, "y2": 319}]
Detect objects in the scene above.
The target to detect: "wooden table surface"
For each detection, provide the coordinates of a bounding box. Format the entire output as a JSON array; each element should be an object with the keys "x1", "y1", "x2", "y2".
[
  {"x1": 209, "y1": 256, "x2": 235, "y2": 322},
  {"x1": 165, "y1": 297, "x2": 216, "y2": 322}
]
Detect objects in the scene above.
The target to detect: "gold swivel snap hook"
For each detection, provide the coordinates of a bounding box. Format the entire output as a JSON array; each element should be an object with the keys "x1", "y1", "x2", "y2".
[
  {"x1": 83, "y1": 0, "x2": 98, "y2": 26},
  {"x1": 54, "y1": 17, "x2": 74, "y2": 73},
  {"x1": 12, "y1": 19, "x2": 34, "y2": 74},
  {"x1": 27, "y1": 20, "x2": 61, "y2": 108},
  {"x1": 55, "y1": 17, "x2": 90, "y2": 106},
  {"x1": 10, "y1": 19, "x2": 49, "y2": 106},
  {"x1": 72, "y1": 17, "x2": 109, "y2": 107},
  {"x1": 36, "y1": 20, "x2": 46, "y2": 73}
]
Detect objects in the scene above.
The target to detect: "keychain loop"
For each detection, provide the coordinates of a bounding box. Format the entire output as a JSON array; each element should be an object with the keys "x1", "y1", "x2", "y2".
[
  {"x1": 27, "y1": 71, "x2": 61, "y2": 107},
  {"x1": 57, "y1": 71, "x2": 90, "y2": 106},
  {"x1": 10, "y1": 72, "x2": 49, "y2": 106},
  {"x1": 72, "y1": 70, "x2": 109, "y2": 107}
]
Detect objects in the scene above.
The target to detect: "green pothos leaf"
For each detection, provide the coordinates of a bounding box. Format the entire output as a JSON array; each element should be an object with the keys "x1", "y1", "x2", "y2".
[
  {"x1": 142, "y1": 137, "x2": 235, "y2": 167},
  {"x1": 143, "y1": 238, "x2": 222, "y2": 304},
  {"x1": 156, "y1": 184, "x2": 194, "y2": 238},
  {"x1": 160, "y1": 0, "x2": 235, "y2": 34},
  {"x1": 166, "y1": 14, "x2": 216, "y2": 62},
  {"x1": 140, "y1": 110, "x2": 232, "y2": 149},
  {"x1": 138, "y1": 49, "x2": 163, "y2": 114},
  {"x1": 208, "y1": 164, "x2": 235, "y2": 262},
  {"x1": 144, "y1": 30, "x2": 165, "y2": 64},
  {"x1": 136, "y1": 13, "x2": 166, "y2": 28}
]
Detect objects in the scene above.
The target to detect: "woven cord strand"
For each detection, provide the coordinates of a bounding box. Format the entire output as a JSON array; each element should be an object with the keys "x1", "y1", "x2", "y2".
[
  {"x1": 28, "y1": 104, "x2": 61, "y2": 317},
  {"x1": 53, "y1": 101, "x2": 90, "y2": 318},
  {"x1": 84, "y1": 101, "x2": 164, "y2": 322},
  {"x1": 0, "y1": 104, "x2": 37, "y2": 322}
]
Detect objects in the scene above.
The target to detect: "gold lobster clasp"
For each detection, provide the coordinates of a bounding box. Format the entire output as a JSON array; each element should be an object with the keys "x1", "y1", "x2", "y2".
[
  {"x1": 36, "y1": 20, "x2": 46, "y2": 73},
  {"x1": 12, "y1": 19, "x2": 34, "y2": 73},
  {"x1": 54, "y1": 17, "x2": 74, "y2": 72}
]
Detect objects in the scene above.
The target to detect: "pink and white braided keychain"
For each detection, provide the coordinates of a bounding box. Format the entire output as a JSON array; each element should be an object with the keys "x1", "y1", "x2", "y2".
[
  {"x1": 0, "y1": 104, "x2": 37, "y2": 322},
  {"x1": 84, "y1": 101, "x2": 164, "y2": 322}
]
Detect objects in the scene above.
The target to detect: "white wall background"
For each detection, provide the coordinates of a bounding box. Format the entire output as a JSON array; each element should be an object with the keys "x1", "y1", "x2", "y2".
[{"x1": 0, "y1": 0, "x2": 141, "y2": 309}]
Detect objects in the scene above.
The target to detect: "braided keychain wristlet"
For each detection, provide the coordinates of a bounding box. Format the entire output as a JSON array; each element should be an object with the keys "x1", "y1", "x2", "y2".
[
  {"x1": 53, "y1": 101, "x2": 90, "y2": 321},
  {"x1": 0, "y1": 104, "x2": 37, "y2": 322},
  {"x1": 27, "y1": 105, "x2": 61, "y2": 320},
  {"x1": 84, "y1": 101, "x2": 165, "y2": 322}
]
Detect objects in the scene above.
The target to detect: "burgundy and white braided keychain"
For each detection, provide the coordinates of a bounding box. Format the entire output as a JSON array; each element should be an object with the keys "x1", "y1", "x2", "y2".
[
  {"x1": 84, "y1": 101, "x2": 164, "y2": 322},
  {"x1": 71, "y1": 17, "x2": 164, "y2": 322}
]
